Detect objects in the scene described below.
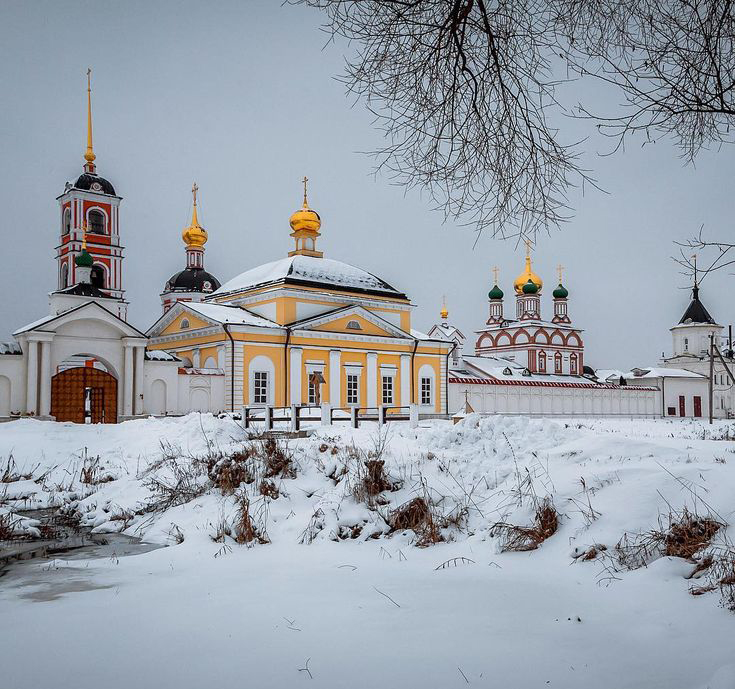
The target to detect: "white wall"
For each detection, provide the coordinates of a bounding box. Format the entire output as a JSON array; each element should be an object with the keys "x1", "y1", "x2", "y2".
[
  {"x1": 449, "y1": 382, "x2": 659, "y2": 418},
  {"x1": 0, "y1": 355, "x2": 25, "y2": 416}
]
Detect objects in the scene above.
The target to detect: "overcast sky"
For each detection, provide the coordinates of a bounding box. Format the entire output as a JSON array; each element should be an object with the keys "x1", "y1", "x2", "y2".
[{"x1": 1, "y1": 0, "x2": 733, "y2": 369}]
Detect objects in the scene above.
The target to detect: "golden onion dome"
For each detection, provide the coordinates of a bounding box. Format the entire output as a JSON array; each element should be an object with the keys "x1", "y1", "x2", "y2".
[
  {"x1": 182, "y1": 190, "x2": 208, "y2": 248},
  {"x1": 513, "y1": 254, "x2": 543, "y2": 294},
  {"x1": 289, "y1": 202, "x2": 321, "y2": 234}
]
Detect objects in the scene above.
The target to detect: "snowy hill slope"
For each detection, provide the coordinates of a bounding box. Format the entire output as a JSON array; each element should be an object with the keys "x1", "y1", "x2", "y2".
[{"x1": 0, "y1": 414, "x2": 734, "y2": 689}]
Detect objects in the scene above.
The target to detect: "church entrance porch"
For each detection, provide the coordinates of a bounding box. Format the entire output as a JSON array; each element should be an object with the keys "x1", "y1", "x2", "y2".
[{"x1": 51, "y1": 362, "x2": 117, "y2": 424}]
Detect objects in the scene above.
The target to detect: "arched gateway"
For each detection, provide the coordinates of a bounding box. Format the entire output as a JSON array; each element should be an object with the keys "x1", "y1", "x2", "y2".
[{"x1": 51, "y1": 365, "x2": 117, "y2": 423}]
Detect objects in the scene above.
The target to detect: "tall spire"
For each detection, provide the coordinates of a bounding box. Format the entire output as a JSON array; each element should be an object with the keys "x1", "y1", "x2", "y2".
[
  {"x1": 302, "y1": 175, "x2": 309, "y2": 208},
  {"x1": 84, "y1": 69, "x2": 96, "y2": 173},
  {"x1": 440, "y1": 295, "x2": 448, "y2": 321}
]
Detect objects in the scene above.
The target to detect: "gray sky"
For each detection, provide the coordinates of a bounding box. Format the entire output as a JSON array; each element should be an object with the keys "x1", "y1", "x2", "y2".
[{"x1": 1, "y1": 0, "x2": 733, "y2": 370}]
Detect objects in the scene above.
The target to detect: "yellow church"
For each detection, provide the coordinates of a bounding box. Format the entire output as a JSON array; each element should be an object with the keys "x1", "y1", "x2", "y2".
[{"x1": 146, "y1": 181, "x2": 453, "y2": 415}]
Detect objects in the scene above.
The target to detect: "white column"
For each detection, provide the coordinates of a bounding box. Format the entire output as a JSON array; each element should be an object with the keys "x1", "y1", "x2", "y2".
[
  {"x1": 123, "y1": 344, "x2": 134, "y2": 417},
  {"x1": 25, "y1": 339, "x2": 38, "y2": 415},
  {"x1": 329, "y1": 349, "x2": 341, "y2": 407},
  {"x1": 367, "y1": 352, "x2": 377, "y2": 408},
  {"x1": 290, "y1": 347, "x2": 302, "y2": 405},
  {"x1": 400, "y1": 354, "x2": 411, "y2": 407},
  {"x1": 134, "y1": 345, "x2": 145, "y2": 416},
  {"x1": 39, "y1": 339, "x2": 53, "y2": 417}
]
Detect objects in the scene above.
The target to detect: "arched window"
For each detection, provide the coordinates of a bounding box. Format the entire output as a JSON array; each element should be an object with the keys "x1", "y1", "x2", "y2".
[
  {"x1": 88, "y1": 209, "x2": 106, "y2": 234},
  {"x1": 570, "y1": 352, "x2": 578, "y2": 375},
  {"x1": 538, "y1": 351, "x2": 546, "y2": 373},
  {"x1": 684, "y1": 337, "x2": 689, "y2": 352},
  {"x1": 554, "y1": 351, "x2": 562, "y2": 374},
  {"x1": 180, "y1": 318, "x2": 190, "y2": 330},
  {"x1": 62, "y1": 208, "x2": 71, "y2": 235},
  {"x1": 90, "y1": 264, "x2": 105, "y2": 288},
  {"x1": 60, "y1": 263, "x2": 69, "y2": 289}
]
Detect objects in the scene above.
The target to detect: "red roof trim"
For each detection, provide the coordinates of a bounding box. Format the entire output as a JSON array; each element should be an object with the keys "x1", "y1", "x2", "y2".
[{"x1": 448, "y1": 377, "x2": 657, "y2": 390}]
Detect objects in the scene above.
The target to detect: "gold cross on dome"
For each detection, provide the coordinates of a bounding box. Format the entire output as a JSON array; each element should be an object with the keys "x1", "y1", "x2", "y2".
[
  {"x1": 492, "y1": 266, "x2": 499, "y2": 284},
  {"x1": 191, "y1": 182, "x2": 199, "y2": 206},
  {"x1": 557, "y1": 263, "x2": 564, "y2": 283},
  {"x1": 524, "y1": 238, "x2": 533, "y2": 256},
  {"x1": 302, "y1": 176, "x2": 309, "y2": 206}
]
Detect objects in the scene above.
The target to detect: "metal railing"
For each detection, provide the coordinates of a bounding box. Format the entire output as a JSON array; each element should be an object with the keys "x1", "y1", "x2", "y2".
[{"x1": 241, "y1": 404, "x2": 419, "y2": 430}]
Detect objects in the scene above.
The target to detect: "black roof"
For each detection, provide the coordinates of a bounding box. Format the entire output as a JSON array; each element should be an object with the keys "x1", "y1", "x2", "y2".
[
  {"x1": 73, "y1": 172, "x2": 116, "y2": 196},
  {"x1": 165, "y1": 267, "x2": 221, "y2": 294},
  {"x1": 679, "y1": 286, "x2": 717, "y2": 325},
  {"x1": 55, "y1": 283, "x2": 115, "y2": 299}
]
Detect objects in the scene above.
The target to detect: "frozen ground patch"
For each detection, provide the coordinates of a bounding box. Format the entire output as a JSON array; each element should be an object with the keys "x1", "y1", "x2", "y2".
[{"x1": 0, "y1": 414, "x2": 733, "y2": 689}]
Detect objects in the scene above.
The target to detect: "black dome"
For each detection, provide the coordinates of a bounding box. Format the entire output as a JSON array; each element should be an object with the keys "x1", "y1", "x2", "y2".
[
  {"x1": 165, "y1": 267, "x2": 221, "y2": 294},
  {"x1": 74, "y1": 172, "x2": 116, "y2": 196}
]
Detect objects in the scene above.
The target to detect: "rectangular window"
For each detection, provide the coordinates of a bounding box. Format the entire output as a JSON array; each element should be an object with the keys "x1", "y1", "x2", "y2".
[
  {"x1": 254, "y1": 371, "x2": 268, "y2": 405},
  {"x1": 382, "y1": 375, "x2": 394, "y2": 405},
  {"x1": 420, "y1": 377, "x2": 432, "y2": 405},
  {"x1": 347, "y1": 374, "x2": 359, "y2": 405},
  {"x1": 308, "y1": 380, "x2": 317, "y2": 405}
]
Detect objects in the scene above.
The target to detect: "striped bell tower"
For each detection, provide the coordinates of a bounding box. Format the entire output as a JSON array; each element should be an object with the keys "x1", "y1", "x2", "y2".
[{"x1": 55, "y1": 70, "x2": 126, "y2": 309}]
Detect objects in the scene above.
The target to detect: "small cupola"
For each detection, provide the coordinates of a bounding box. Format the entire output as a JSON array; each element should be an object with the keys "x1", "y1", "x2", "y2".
[{"x1": 288, "y1": 176, "x2": 323, "y2": 258}]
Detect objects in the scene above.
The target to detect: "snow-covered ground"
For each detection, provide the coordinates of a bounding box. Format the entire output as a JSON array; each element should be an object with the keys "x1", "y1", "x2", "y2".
[{"x1": 1, "y1": 414, "x2": 734, "y2": 689}]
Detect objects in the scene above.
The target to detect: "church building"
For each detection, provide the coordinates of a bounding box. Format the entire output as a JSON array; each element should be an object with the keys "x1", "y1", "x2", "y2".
[{"x1": 146, "y1": 179, "x2": 453, "y2": 414}]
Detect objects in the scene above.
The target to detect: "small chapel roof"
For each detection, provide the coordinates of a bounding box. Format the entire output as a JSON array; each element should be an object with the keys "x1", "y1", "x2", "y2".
[
  {"x1": 679, "y1": 286, "x2": 717, "y2": 325},
  {"x1": 213, "y1": 255, "x2": 406, "y2": 300}
]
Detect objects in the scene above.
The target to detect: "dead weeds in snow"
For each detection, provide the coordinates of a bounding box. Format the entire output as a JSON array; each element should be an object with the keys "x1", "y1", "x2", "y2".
[{"x1": 491, "y1": 497, "x2": 559, "y2": 552}]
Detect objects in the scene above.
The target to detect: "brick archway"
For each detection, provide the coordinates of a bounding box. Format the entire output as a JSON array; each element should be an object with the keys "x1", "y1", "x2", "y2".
[{"x1": 51, "y1": 367, "x2": 117, "y2": 424}]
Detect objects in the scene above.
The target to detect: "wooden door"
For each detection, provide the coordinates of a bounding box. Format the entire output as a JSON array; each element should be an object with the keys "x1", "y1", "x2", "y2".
[
  {"x1": 693, "y1": 396, "x2": 702, "y2": 418},
  {"x1": 678, "y1": 395, "x2": 686, "y2": 417},
  {"x1": 51, "y1": 367, "x2": 117, "y2": 424}
]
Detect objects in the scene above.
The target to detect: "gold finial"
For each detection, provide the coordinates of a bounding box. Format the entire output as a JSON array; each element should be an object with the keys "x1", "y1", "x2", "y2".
[
  {"x1": 513, "y1": 239, "x2": 543, "y2": 294},
  {"x1": 557, "y1": 263, "x2": 564, "y2": 284},
  {"x1": 492, "y1": 266, "x2": 499, "y2": 285},
  {"x1": 191, "y1": 182, "x2": 200, "y2": 226},
  {"x1": 302, "y1": 176, "x2": 309, "y2": 208},
  {"x1": 84, "y1": 69, "x2": 96, "y2": 170},
  {"x1": 182, "y1": 183, "x2": 208, "y2": 249},
  {"x1": 440, "y1": 295, "x2": 448, "y2": 320}
]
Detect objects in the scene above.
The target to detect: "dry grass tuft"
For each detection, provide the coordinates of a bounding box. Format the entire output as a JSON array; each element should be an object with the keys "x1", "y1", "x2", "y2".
[
  {"x1": 663, "y1": 508, "x2": 723, "y2": 559},
  {"x1": 259, "y1": 479, "x2": 279, "y2": 500},
  {"x1": 261, "y1": 438, "x2": 296, "y2": 479},
  {"x1": 234, "y1": 494, "x2": 270, "y2": 545},
  {"x1": 389, "y1": 497, "x2": 443, "y2": 547},
  {"x1": 492, "y1": 498, "x2": 559, "y2": 552}
]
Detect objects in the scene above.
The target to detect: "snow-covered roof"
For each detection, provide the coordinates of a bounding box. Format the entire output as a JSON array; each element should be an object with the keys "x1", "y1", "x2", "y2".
[
  {"x1": 0, "y1": 342, "x2": 21, "y2": 355},
  {"x1": 13, "y1": 302, "x2": 146, "y2": 338},
  {"x1": 428, "y1": 322, "x2": 465, "y2": 341},
  {"x1": 145, "y1": 349, "x2": 180, "y2": 362},
  {"x1": 594, "y1": 369, "x2": 627, "y2": 384},
  {"x1": 184, "y1": 302, "x2": 279, "y2": 329},
  {"x1": 451, "y1": 356, "x2": 654, "y2": 389},
  {"x1": 213, "y1": 255, "x2": 406, "y2": 299},
  {"x1": 626, "y1": 367, "x2": 705, "y2": 380}
]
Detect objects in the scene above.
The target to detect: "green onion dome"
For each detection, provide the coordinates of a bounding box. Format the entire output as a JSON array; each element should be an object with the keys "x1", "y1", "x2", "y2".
[
  {"x1": 522, "y1": 279, "x2": 539, "y2": 294},
  {"x1": 553, "y1": 283, "x2": 569, "y2": 299},
  {"x1": 75, "y1": 248, "x2": 94, "y2": 267},
  {"x1": 488, "y1": 284, "x2": 504, "y2": 300}
]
